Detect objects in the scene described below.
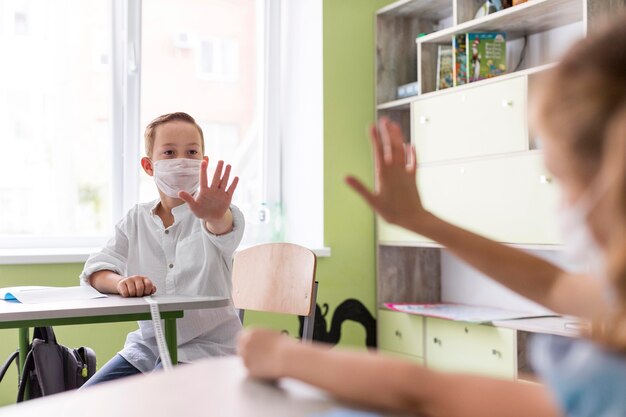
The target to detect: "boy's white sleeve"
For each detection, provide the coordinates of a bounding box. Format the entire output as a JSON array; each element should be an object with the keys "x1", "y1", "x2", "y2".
[
  {"x1": 79, "y1": 217, "x2": 130, "y2": 285},
  {"x1": 201, "y1": 205, "x2": 245, "y2": 257}
]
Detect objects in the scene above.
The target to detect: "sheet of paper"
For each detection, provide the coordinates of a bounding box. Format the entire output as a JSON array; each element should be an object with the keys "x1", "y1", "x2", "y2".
[
  {"x1": 0, "y1": 286, "x2": 52, "y2": 301},
  {"x1": 385, "y1": 302, "x2": 556, "y2": 323},
  {"x1": 0, "y1": 286, "x2": 107, "y2": 304}
]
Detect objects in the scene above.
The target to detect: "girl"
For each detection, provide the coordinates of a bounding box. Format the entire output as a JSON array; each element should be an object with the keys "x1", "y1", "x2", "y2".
[{"x1": 237, "y1": 14, "x2": 626, "y2": 417}]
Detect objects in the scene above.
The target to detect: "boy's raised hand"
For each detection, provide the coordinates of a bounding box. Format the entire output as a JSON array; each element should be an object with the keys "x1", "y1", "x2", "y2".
[
  {"x1": 345, "y1": 117, "x2": 427, "y2": 231},
  {"x1": 179, "y1": 159, "x2": 239, "y2": 234}
]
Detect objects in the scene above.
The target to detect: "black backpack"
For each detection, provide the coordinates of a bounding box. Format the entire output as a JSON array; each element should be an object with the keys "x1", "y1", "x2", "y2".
[{"x1": 0, "y1": 327, "x2": 96, "y2": 402}]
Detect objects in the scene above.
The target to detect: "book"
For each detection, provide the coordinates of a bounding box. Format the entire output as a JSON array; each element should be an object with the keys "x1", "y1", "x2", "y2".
[
  {"x1": 436, "y1": 44, "x2": 454, "y2": 91},
  {"x1": 453, "y1": 34, "x2": 467, "y2": 87},
  {"x1": 466, "y1": 32, "x2": 507, "y2": 83},
  {"x1": 0, "y1": 286, "x2": 106, "y2": 304}
]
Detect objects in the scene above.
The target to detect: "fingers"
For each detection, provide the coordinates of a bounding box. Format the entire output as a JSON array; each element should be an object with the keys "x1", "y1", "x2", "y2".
[
  {"x1": 220, "y1": 164, "x2": 231, "y2": 189},
  {"x1": 200, "y1": 158, "x2": 209, "y2": 189},
  {"x1": 118, "y1": 276, "x2": 156, "y2": 297},
  {"x1": 118, "y1": 281, "x2": 129, "y2": 297},
  {"x1": 382, "y1": 118, "x2": 407, "y2": 165},
  {"x1": 378, "y1": 117, "x2": 394, "y2": 164},
  {"x1": 345, "y1": 176, "x2": 379, "y2": 209},
  {"x1": 226, "y1": 176, "x2": 239, "y2": 197},
  {"x1": 406, "y1": 143, "x2": 417, "y2": 174},
  {"x1": 143, "y1": 277, "x2": 155, "y2": 295},
  {"x1": 179, "y1": 191, "x2": 201, "y2": 213},
  {"x1": 211, "y1": 160, "x2": 224, "y2": 188}
]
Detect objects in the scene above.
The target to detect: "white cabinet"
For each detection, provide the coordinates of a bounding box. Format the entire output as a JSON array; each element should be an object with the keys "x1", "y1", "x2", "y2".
[
  {"x1": 418, "y1": 152, "x2": 560, "y2": 245},
  {"x1": 412, "y1": 77, "x2": 528, "y2": 164}
]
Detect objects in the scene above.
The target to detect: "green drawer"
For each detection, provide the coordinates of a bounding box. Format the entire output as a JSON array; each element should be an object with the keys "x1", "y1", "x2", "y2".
[
  {"x1": 425, "y1": 317, "x2": 516, "y2": 380},
  {"x1": 378, "y1": 309, "x2": 424, "y2": 357}
]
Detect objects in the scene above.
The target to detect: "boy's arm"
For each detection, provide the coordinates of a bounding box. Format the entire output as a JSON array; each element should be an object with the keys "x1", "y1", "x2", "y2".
[
  {"x1": 80, "y1": 207, "x2": 156, "y2": 297},
  {"x1": 345, "y1": 118, "x2": 605, "y2": 318},
  {"x1": 90, "y1": 270, "x2": 156, "y2": 297},
  {"x1": 238, "y1": 329, "x2": 560, "y2": 417}
]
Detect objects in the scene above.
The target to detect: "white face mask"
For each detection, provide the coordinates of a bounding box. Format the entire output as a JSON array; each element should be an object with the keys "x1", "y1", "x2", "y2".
[
  {"x1": 556, "y1": 188, "x2": 605, "y2": 279},
  {"x1": 152, "y1": 158, "x2": 202, "y2": 199}
]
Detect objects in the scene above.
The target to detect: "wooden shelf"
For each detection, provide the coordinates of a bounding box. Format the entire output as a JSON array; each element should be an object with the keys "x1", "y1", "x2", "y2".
[
  {"x1": 377, "y1": 0, "x2": 452, "y2": 20},
  {"x1": 417, "y1": 0, "x2": 583, "y2": 44},
  {"x1": 376, "y1": 96, "x2": 415, "y2": 110},
  {"x1": 377, "y1": 62, "x2": 555, "y2": 110}
]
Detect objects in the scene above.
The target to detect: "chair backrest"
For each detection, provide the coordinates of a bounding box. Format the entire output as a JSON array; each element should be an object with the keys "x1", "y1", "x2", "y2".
[{"x1": 232, "y1": 243, "x2": 317, "y2": 316}]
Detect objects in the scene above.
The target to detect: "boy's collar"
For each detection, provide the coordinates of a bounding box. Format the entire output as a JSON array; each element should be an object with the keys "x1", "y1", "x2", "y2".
[{"x1": 149, "y1": 199, "x2": 190, "y2": 216}]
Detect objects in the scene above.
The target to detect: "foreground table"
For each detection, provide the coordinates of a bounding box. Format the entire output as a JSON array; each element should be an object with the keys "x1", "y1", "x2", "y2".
[{"x1": 0, "y1": 356, "x2": 403, "y2": 417}]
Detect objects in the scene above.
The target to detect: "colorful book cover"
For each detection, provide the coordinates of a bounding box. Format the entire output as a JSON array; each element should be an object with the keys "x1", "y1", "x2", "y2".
[
  {"x1": 453, "y1": 34, "x2": 467, "y2": 87},
  {"x1": 466, "y1": 32, "x2": 507, "y2": 83},
  {"x1": 436, "y1": 44, "x2": 454, "y2": 91}
]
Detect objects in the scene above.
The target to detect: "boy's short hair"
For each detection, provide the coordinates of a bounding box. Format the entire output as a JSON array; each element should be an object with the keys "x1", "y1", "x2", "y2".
[{"x1": 144, "y1": 112, "x2": 205, "y2": 157}]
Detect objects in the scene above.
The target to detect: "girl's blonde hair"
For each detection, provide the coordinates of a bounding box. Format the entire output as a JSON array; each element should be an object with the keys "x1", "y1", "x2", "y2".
[
  {"x1": 537, "y1": 14, "x2": 626, "y2": 349},
  {"x1": 596, "y1": 105, "x2": 626, "y2": 349}
]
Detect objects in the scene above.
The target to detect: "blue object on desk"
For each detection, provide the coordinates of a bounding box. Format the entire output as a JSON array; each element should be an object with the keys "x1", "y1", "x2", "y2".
[{"x1": 309, "y1": 408, "x2": 382, "y2": 417}]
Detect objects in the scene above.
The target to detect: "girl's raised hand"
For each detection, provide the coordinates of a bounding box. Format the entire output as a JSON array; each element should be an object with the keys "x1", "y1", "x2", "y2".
[{"x1": 345, "y1": 117, "x2": 427, "y2": 231}]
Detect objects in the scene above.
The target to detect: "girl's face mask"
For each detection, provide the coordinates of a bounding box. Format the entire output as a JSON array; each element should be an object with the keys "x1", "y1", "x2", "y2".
[{"x1": 151, "y1": 158, "x2": 202, "y2": 199}]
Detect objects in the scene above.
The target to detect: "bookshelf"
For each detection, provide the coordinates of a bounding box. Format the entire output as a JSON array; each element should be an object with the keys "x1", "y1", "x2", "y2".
[{"x1": 374, "y1": 0, "x2": 626, "y2": 381}]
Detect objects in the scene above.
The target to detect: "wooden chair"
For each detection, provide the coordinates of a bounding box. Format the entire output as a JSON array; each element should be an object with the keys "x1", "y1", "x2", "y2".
[{"x1": 232, "y1": 243, "x2": 318, "y2": 342}]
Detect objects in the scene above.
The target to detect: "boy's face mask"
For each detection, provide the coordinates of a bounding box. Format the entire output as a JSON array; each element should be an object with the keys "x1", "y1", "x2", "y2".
[{"x1": 151, "y1": 158, "x2": 202, "y2": 199}]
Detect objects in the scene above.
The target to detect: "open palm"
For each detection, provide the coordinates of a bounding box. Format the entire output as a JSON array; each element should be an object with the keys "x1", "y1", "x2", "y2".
[
  {"x1": 345, "y1": 117, "x2": 426, "y2": 230},
  {"x1": 179, "y1": 159, "x2": 239, "y2": 222}
]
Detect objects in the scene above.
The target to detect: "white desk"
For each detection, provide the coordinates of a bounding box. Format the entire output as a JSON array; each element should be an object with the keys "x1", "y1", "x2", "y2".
[
  {"x1": 0, "y1": 356, "x2": 402, "y2": 417},
  {"x1": 0, "y1": 295, "x2": 230, "y2": 378}
]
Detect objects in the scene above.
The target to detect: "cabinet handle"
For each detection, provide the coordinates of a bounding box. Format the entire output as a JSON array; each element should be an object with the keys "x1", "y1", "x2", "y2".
[
  {"x1": 501, "y1": 99, "x2": 514, "y2": 108},
  {"x1": 395, "y1": 330, "x2": 402, "y2": 338},
  {"x1": 464, "y1": 327, "x2": 469, "y2": 334},
  {"x1": 491, "y1": 349, "x2": 502, "y2": 357},
  {"x1": 539, "y1": 175, "x2": 552, "y2": 184},
  {"x1": 419, "y1": 116, "x2": 429, "y2": 124},
  {"x1": 433, "y1": 337, "x2": 442, "y2": 346}
]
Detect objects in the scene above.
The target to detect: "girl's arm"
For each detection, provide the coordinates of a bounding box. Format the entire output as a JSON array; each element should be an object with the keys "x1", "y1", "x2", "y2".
[
  {"x1": 238, "y1": 329, "x2": 560, "y2": 417},
  {"x1": 345, "y1": 117, "x2": 605, "y2": 318}
]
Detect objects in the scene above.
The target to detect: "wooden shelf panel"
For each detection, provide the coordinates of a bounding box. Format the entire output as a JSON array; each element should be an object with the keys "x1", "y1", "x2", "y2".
[
  {"x1": 377, "y1": 0, "x2": 453, "y2": 20},
  {"x1": 417, "y1": 0, "x2": 583, "y2": 44},
  {"x1": 377, "y1": 62, "x2": 555, "y2": 110}
]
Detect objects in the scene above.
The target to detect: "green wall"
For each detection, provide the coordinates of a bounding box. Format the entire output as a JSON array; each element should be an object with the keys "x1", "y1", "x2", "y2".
[{"x1": 0, "y1": 0, "x2": 394, "y2": 406}]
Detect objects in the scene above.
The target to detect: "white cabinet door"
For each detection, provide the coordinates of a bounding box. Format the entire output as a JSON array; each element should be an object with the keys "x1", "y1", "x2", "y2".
[
  {"x1": 412, "y1": 76, "x2": 528, "y2": 163},
  {"x1": 418, "y1": 152, "x2": 560, "y2": 245}
]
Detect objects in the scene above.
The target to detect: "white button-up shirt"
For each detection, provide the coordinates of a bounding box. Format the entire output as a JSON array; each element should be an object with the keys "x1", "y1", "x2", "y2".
[{"x1": 80, "y1": 200, "x2": 244, "y2": 372}]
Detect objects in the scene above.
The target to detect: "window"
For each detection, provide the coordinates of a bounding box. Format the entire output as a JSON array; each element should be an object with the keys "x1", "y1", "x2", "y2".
[
  {"x1": 0, "y1": 0, "x2": 324, "y2": 258},
  {"x1": 196, "y1": 38, "x2": 239, "y2": 80},
  {"x1": 0, "y1": 0, "x2": 113, "y2": 249},
  {"x1": 139, "y1": 0, "x2": 269, "y2": 247}
]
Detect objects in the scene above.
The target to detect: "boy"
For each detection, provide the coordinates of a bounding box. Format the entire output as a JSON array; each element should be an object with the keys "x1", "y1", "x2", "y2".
[{"x1": 80, "y1": 112, "x2": 244, "y2": 386}]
